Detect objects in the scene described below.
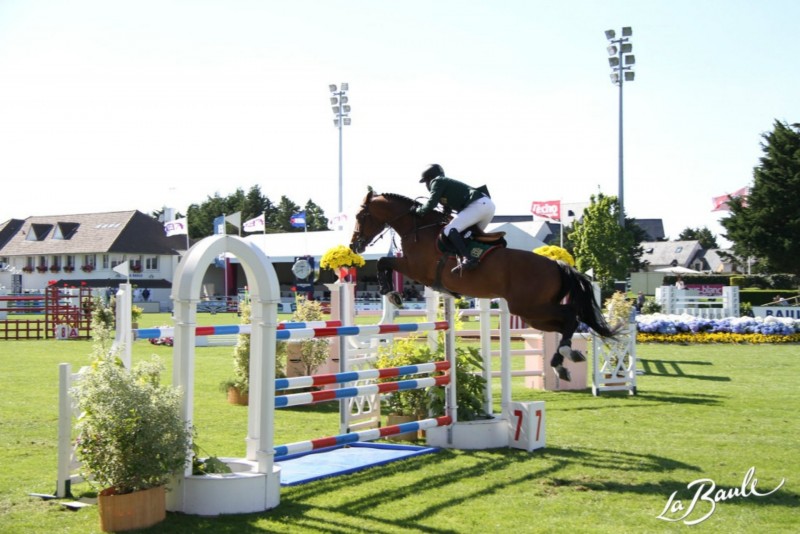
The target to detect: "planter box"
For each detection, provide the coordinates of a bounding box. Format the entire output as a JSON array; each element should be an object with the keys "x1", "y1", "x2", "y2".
[
  {"x1": 98, "y1": 485, "x2": 165, "y2": 532},
  {"x1": 426, "y1": 418, "x2": 509, "y2": 450}
]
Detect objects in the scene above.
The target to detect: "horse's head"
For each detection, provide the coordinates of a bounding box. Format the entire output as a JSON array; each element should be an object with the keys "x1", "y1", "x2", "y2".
[{"x1": 350, "y1": 189, "x2": 384, "y2": 254}]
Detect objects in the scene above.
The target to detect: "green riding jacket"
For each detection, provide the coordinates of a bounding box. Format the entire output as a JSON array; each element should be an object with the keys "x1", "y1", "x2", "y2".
[{"x1": 415, "y1": 177, "x2": 485, "y2": 216}]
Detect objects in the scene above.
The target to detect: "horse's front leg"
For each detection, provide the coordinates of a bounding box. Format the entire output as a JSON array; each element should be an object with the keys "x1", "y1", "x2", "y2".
[{"x1": 376, "y1": 256, "x2": 403, "y2": 307}]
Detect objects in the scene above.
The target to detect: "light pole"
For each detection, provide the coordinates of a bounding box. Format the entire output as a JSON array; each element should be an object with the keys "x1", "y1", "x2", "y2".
[
  {"x1": 329, "y1": 83, "x2": 351, "y2": 230},
  {"x1": 605, "y1": 27, "x2": 635, "y2": 227}
]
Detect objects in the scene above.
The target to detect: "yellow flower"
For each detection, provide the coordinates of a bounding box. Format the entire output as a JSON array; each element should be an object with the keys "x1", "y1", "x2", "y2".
[
  {"x1": 320, "y1": 245, "x2": 366, "y2": 271},
  {"x1": 533, "y1": 245, "x2": 575, "y2": 266}
]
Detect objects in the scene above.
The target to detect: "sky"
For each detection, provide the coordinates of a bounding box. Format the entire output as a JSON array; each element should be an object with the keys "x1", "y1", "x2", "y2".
[{"x1": 1, "y1": 1, "x2": 798, "y2": 248}]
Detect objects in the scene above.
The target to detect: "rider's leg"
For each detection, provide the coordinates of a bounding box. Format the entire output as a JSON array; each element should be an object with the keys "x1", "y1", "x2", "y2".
[{"x1": 446, "y1": 228, "x2": 478, "y2": 272}]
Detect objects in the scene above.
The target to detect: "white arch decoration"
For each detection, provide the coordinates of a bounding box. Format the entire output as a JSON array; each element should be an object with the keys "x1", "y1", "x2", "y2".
[{"x1": 167, "y1": 235, "x2": 281, "y2": 515}]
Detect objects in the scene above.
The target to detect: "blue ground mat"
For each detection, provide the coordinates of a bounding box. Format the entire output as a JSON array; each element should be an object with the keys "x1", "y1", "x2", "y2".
[{"x1": 276, "y1": 442, "x2": 439, "y2": 486}]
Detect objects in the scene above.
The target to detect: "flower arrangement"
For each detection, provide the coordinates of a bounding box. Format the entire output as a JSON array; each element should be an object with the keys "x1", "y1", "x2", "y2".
[
  {"x1": 320, "y1": 245, "x2": 366, "y2": 271},
  {"x1": 36, "y1": 265, "x2": 48, "y2": 273},
  {"x1": 50, "y1": 265, "x2": 61, "y2": 273},
  {"x1": 64, "y1": 265, "x2": 75, "y2": 273},
  {"x1": 81, "y1": 264, "x2": 95, "y2": 273},
  {"x1": 22, "y1": 266, "x2": 34, "y2": 273},
  {"x1": 533, "y1": 245, "x2": 575, "y2": 266},
  {"x1": 635, "y1": 314, "x2": 800, "y2": 343},
  {"x1": 131, "y1": 264, "x2": 142, "y2": 273}
]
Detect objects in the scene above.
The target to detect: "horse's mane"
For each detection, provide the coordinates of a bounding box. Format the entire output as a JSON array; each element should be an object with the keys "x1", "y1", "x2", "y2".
[{"x1": 377, "y1": 191, "x2": 449, "y2": 223}]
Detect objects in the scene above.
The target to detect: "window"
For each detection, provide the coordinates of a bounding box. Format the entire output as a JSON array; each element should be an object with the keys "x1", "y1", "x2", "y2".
[
  {"x1": 145, "y1": 256, "x2": 159, "y2": 270},
  {"x1": 84, "y1": 254, "x2": 96, "y2": 267},
  {"x1": 65, "y1": 255, "x2": 75, "y2": 268},
  {"x1": 51, "y1": 256, "x2": 61, "y2": 268},
  {"x1": 103, "y1": 255, "x2": 110, "y2": 269}
]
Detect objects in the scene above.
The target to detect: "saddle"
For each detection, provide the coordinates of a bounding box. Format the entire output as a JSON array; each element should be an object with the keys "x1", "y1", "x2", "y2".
[{"x1": 435, "y1": 227, "x2": 506, "y2": 260}]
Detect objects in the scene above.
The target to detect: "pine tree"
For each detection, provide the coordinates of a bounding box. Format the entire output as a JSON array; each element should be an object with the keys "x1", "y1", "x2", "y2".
[{"x1": 721, "y1": 120, "x2": 800, "y2": 275}]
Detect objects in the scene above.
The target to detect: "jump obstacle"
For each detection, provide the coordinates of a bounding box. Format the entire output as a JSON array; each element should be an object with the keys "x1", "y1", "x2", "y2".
[{"x1": 56, "y1": 235, "x2": 548, "y2": 515}]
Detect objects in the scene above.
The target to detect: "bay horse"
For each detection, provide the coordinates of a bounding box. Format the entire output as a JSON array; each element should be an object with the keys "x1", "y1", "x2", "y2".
[{"x1": 349, "y1": 189, "x2": 617, "y2": 381}]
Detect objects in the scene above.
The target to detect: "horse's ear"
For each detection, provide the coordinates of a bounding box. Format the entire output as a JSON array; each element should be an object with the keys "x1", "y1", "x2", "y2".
[{"x1": 367, "y1": 185, "x2": 374, "y2": 194}]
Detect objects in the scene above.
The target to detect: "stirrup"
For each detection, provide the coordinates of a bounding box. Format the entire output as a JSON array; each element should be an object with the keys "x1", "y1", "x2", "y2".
[{"x1": 451, "y1": 257, "x2": 478, "y2": 273}]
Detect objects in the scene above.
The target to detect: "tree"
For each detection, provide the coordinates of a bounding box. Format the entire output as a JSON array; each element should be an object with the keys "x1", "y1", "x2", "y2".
[
  {"x1": 721, "y1": 120, "x2": 800, "y2": 275},
  {"x1": 568, "y1": 193, "x2": 645, "y2": 291},
  {"x1": 271, "y1": 196, "x2": 304, "y2": 232},
  {"x1": 678, "y1": 227, "x2": 719, "y2": 249}
]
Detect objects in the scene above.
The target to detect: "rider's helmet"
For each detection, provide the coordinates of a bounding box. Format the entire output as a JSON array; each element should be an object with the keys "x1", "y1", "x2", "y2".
[{"x1": 420, "y1": 164, "x2": 445, "y2": 183}]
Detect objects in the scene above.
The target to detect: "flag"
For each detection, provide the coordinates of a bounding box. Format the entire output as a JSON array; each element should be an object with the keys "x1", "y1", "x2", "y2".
[
  {"x1": 226, "y1": 211, "x2": 241, "y2": 229},
  {"x1": 243, "y1": 214, "x2": 266, "y2": 233},
  {"x1": 712, "y1": 187, "x2": 749, "y2": 211},
  {"x1": 531, "y1": 200, "x2": 561, "y2": 221},
  {"x1": 213, "y1": 215, "x2": 226, "y2": 234},
  {"x1": 164, "y1": 217, "x2": 188, "y2": 237},
  {"x1": 327, "y1": 212, "x2": 349, "y2": 230},
  {"x1": 113, "y1": 262, "x2": 130, "y2": 277},
  {"x1": 290, "y1": 211, "x2": 306, "y2": 228}
]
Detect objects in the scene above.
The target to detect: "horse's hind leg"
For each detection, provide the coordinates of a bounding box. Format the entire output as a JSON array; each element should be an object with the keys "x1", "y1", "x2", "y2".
[{"x1": 546, "y1": 305, "x2": 585, "y2": 381}]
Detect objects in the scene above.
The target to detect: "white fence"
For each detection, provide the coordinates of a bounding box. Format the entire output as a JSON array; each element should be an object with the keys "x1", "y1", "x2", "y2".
[{"x1": 655, "y1": 285, "x2": 739, "y2": 318}]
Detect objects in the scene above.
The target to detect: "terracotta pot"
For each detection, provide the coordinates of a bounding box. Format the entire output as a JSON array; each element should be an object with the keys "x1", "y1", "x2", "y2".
[
  {"x1": 98, "y1": 485, "x2": 165, "y2": 532},
  {"x1": 227, "y1": 386, "x2": 249, "y2": 406}
]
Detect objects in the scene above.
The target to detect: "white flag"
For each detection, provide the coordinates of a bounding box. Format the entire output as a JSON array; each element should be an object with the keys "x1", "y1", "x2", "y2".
[
  {"x1": 243, "y1": 214, "x2": 266, "y2": 233},
  {"x1": 226, "y1": 211, "x2": 242, "y2": 229},
  {"x1": 113, "y1": 262, "x2": 130, "y2": 277},
  {"x1": 327, "y1": 212, "x2": 349, "y2": 230},
  {"x1": 164, "y1": 217, "x2": 188, "y2": 237}
]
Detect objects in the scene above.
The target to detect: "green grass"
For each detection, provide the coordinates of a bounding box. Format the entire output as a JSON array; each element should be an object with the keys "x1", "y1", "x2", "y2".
[{"x1": 0, "y1": 319, "x2": 798, "y2": 533}]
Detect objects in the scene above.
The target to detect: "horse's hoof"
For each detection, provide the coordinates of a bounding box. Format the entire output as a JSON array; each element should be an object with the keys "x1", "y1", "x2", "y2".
[
  {"x1": 550, "y1": 353, "x2": 564, "y2": 368},
  {"x1": 568, "y1": 350, "x2": 586, "y2": 363},
  {"x1": 554, "y1": 365, "x2": 571, "y2": 382},
  {"x1": 387, "y1": 291, "x2": 403, "y2": 308}
]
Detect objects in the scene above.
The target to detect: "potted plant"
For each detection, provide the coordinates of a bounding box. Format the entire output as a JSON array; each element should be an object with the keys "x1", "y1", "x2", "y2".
[
  {"x1": 130, "y1": 304, "x2": 143, "y2": 329},
  {"x1": 81, "y1": 264, "x2": 95, "y2": 273},
  {"x1": 320, "y1": 244, "x2": 365, "y2": 282},
  {"x1": 22, "y1": 265, "x2": 34, "y2": 273},
  {"x1": 221, "y1": 295, "x2": 287, "y2": 404},
  {"x1": 72, "y1": 302, "x2": 192, "y2": 532},
  {"x1": 287, "y1": 296, "x2": 330, "y2": 376},
  {"x1": 375, "y1": 335, "x2": 488, "y2": 440}
]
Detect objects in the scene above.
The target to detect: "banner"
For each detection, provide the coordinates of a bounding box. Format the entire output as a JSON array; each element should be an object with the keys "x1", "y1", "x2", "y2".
[
  {"x1": 290, "y1": 211, "x2": 307, "y2": 228},
  {"x1": 164, "y1": 217, "x2": 188, "y2": 237},
  {"x1": 530, "y1": 200, "x2": 561, "y2": 221},
  {"x1": 712, "y1": 186, "x2": 749, "y2": 211},
  {"x1": 243, "y1": 214, "x2": 266, "y2": 233},
  {"x1": 213, "y1": 215, "x2": 226, "y2": 235}
]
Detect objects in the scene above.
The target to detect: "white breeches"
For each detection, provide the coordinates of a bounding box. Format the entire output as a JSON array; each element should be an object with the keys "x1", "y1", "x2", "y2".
[{"x1": 444, "y1": 196, "x2": 496, "y2": 234}]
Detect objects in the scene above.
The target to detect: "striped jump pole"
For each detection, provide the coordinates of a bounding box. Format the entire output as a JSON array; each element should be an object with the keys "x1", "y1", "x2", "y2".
[
  {"x1": 275, "y1": 360, "x2": 451, "y2": 391},
  {"x1": 134, "y1": 320, "x2": 342, "y2": 340},
  {"x1": 274, "y1": 416, "x2": 452, "y2": 458},
  {"x1": 276, "y1": 375, "x2": 450, "y2": 408},
  {"x1": 275, "y1": 321, "x2": 449, "y2": 341}
]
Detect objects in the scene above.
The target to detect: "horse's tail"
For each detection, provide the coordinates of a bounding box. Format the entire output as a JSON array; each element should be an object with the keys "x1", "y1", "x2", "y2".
[{"x1": 558, "y1": 262, "x2": 617, "y2": 339}]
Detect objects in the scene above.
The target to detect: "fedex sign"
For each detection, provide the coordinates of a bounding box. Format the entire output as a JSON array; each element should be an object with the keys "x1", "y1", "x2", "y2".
[{"x1": 531, "y1": 200, "x2": 561, "y2": 221}]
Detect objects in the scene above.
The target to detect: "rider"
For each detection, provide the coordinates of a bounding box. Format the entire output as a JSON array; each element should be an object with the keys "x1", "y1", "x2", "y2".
[{"x1": 415, "y1": 164, "x2": 496, "y2": 272}]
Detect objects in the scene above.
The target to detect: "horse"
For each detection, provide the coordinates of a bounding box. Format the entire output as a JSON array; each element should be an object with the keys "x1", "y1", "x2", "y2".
[{"x1": 349, "y1": 189, "x2": 618, "y2": 381}]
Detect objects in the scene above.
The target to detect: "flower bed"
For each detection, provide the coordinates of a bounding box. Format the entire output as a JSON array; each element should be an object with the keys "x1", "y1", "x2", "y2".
[{"x1": 635, "y1": 313, "x2": 800, "y2": 344}]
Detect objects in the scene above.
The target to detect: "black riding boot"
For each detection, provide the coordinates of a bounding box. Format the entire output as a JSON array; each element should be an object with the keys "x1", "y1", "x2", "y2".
[{"x1": 446, "y1": 229, "x2": 478, "y2": 273}]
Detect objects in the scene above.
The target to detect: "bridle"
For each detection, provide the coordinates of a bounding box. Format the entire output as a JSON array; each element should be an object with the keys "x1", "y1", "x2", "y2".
[{"x1": 351, "y1": 194, "x2": 448, "y2": 251}]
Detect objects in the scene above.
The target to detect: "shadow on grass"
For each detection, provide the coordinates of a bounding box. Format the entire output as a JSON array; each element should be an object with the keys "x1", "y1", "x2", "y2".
[
  {"x1": 639, "y1": 358, "x2": 731, "y2": 382},
  {"x1": 159, "y1": 442, "x2": 799, "y2": 533}
]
